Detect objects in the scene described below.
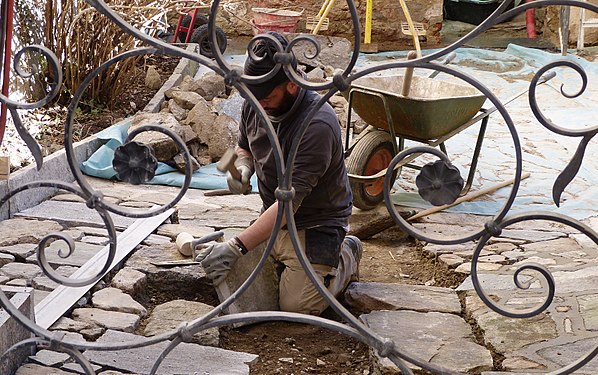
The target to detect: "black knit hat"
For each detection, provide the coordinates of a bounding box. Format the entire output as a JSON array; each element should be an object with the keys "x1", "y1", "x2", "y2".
[{"x1": 244, "y1": 32, "x2": 296, "y2": 100}]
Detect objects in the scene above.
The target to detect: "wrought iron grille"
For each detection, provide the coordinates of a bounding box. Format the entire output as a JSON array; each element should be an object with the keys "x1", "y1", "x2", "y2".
[{"x1": 0, "y1": 0, "x2": 597, "y2": 374}]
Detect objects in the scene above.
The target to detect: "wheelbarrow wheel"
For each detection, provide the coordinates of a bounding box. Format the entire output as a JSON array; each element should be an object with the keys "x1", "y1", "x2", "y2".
[
  {"x1": 190, "y1": 24, "x2": 227, "y2": 58},
  {"x1": 177, "y1": 14, "x2": 209, "y2": 42},
  {"x1": 346, "y1": 130, "x2": 396, "y2": 210}
]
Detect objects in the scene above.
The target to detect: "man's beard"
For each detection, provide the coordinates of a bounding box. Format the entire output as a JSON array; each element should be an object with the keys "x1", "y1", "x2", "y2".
[{"x1": 266, "y1": 89, "x2": 296, "y2": 118}]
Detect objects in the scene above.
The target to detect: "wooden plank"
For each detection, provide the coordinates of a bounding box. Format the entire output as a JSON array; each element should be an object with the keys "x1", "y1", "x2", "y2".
[{"x1": 35, "y1": 209, "x2": 174, "y2": 329}]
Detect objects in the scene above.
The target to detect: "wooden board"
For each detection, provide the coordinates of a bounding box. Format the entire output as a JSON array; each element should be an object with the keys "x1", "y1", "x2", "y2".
[
  {"x1": 35, "y1": 208, "x2": 174, "y2": 329},
  {"x1": 0, "y1": 156, "x2": 9, "y2": 180}
]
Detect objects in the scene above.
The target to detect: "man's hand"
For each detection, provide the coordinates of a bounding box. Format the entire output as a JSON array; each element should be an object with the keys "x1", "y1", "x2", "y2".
[
  {"x1": 227, "y1": 165, "x2": 252, "y2": 194},
  {"x1": 195, "y1": 240, "x2": 242, "y2": 285}
]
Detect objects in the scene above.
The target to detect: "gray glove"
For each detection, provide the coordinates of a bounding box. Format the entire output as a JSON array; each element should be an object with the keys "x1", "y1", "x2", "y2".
[
  {"x1": 226, "y1": 165, "x2": 252, "y2": 195},
  {"x1": 195, "y1": 240, "x2": 242, "y2": 285}
]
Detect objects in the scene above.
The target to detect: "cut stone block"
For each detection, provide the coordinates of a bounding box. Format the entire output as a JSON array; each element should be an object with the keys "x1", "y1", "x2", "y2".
[
  {"x1": 92, "y1": 287, "x2": 147, "y2": 316},
  {"x1": 84, "y1": 329, "x2": 257, "y2": 375},
  {"x1": 345, "y1": 282, "x2": 461, "y2": 314},
  {"x1": 143, "y1": 300, "x2": 219, "y2": 346},
  {"x1": 0, "y1": 262, "x2": 41, "y2": 281},
  {"x1": 0, "y1": 286, "x2": 35, "y2": 375},
  {"x1": 15, "y1": 363, "x2": 73, "y2": 375},
  {"x1": 0, "y1": 243, "x2": 38, "y2": 261},
  {"x1": 111, "y1": 267, "x2": 146, "y2": 295},
  {"x1": 216, "y1": 242, "x2": 279, "y2": 317}
]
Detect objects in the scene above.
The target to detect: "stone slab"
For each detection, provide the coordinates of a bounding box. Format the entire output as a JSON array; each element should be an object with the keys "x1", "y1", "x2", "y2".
[
  {"x1": 577, "y1": 294, "x2": 598, "y2": 331},
  {"x1": 345, "y1": 282, "x2": 461, "y2": 314},
  {"x1": 72, "y1": 307, "x2": 140, "y2": 333},
  {"x1": 361, "y1": 310, "x2": 493, "y2": 373},
  {"x1": 0, "y1": 218, "x2": 63, "y2": 247},
  {"x1": 0, "y1": 243, "x2": 38, "y2": 261},
  {"x1": 92, "y1": 287, "x2": 147, "y2": 316},
  {"x1": 28, "y1": 349, "x2": 70, "y2": 367},
  {"x1": 0, "y1": 262, "x2": 42, "y2": 281},
  {"x1": 216, "y1": 242, "x2": 279, "y2": 317},
  {"x1": 84, "y1": 329, "x2": 257, "y2": 375},
  {"x1": 14, "y1": 363, "x2": 73, "y2": 375},
  {"x1": 143, "y1": 299, "x2": 219, "y2": 346},
  {"x1": 16, "y1": 201, "x2": 136, "y2": 230},
  {"x1": 536, "y1": 336, "x2": 598, "y2": 374}
]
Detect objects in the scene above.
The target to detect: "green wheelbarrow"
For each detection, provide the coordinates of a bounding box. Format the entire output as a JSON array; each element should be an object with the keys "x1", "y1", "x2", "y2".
[
  {"x1": 342, "y1": 73, "x2": 487, "y2": 210},
  {"x1": 342, "y1": 69, "x2": 559, "y2": 211}
]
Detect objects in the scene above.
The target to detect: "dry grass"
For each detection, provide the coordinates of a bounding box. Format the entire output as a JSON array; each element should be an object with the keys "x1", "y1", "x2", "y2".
[{"x1": 43, "y1": 0, "x2": 180, "y2": 107}]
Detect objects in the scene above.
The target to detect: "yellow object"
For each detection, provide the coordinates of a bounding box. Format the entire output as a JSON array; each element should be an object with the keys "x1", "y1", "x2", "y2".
[
  {"x1": 365, "y1": 0, "x2": 373, "y2": 44},
  {"x1": 311, "y1": 0, "x2": 336, "y2": 34},
  {"x1": 398, "y1": 0, "x2": 422, "y2": 57}
]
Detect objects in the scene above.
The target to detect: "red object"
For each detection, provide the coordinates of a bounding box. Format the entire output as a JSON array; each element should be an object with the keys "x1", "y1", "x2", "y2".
[
  {"x1": 525, "y1": 0, "x2": 537, "y2": 38},
  {"x1": 251, "y1": 8, "x2": 301, "y2": 34},
  {"x1": 173, "y1": 8, "x2": 202, "y2": 43},
  {"x1": 0, "y1": 0, "x2": 15, "y2": 145}
]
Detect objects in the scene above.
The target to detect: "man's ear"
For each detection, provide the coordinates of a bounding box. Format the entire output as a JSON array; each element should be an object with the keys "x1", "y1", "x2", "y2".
[{"x1": 287, "y1": 81, "x2": 299, "y2": 95}]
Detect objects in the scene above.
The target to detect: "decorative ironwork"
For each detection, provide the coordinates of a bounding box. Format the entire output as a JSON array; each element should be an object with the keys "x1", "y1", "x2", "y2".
[
  {"x1": 0, "y1": 0, "x2": 597, "y2": 374},
  {"x1": 416, "y1": 159, "x2": 464, "y2": 206}
]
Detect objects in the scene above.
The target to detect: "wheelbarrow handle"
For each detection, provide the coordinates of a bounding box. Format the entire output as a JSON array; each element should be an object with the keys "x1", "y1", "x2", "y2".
[
  {"x1": 427, "y1": 51, "x2": 457, "y2": 79},
  {"x1": 539, "y1": 70, "x2": 556, "y2": 84}
]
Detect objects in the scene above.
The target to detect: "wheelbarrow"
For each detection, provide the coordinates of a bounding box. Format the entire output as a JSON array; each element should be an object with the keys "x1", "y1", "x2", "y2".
[
  {"x1": 343, "y1": 70, "x2": 556, "y2": 210},
  {"x1": 172, "y1": 0, "x2": 227, "y2": 58}
]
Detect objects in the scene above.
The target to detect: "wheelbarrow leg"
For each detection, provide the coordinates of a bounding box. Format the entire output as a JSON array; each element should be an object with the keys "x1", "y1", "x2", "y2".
[{"x1": 461, "y1": 110, "x2": 489, "y2": 196}]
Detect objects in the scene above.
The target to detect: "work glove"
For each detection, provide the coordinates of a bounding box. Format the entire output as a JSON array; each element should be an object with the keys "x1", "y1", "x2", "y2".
[
  {"x1": 195, "y1": 240, "x2": 242, "y2": 285},
  {"x1": 226, "y1": 165, "x2": 252, "y2": 195}
]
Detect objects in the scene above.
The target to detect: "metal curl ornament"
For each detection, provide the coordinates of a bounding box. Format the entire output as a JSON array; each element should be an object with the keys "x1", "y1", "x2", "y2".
[
  {"x1": 416, "y1": 159, "x2": 464, "y2": 206},
  {"x1": 113, "y1": 141, "x2": 158, "y2": 185}
]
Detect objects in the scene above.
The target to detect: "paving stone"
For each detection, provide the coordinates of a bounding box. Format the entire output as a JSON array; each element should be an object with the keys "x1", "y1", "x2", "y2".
[
  {"x1": 483, "y1": 242, "x2": 518, "y2": 254},
  {"x1": 143, "y1": 299, "x2": 219, "y2": 346},
  {"x1": 412, "y1": 222, "x2": 480, "y2": 240},
  {"x1": 32, "y1": 265, "x2": 79, "y2": 291},
  {"x1": 500, "y1": 229, "x2": 567, "y2": 242},
  {"x1": 92, "y1": 287, "x2": 147, "y2": 316},
  {"x1": 141, "y1": 233, "x2": 172, "y2": 246},
  {"x1": 81, "y1": 235, "x2": 109, "y2": 245},
  {"x1": 577, "y1": 294, "x2": 598, "y2": 331},
  {"x1": 438, "y1": 253, "x2": 465, "y2": 268},
  {"x1": 536, "y1": 336, "x2": 598, "y2": 374},
  {"x1": 0, "y1": 275, "x2": 9, "y2": 284},
  {"x1": 50, "y1": 317, "x2": 94, "y2": 332},
  {"x1": 0, "y1": 262, "x2": 41, "y2": 280},
  {"x1": 423, "y1": 243, "x2": 474, "y2": 257},
  {"x1": 26, "y1": 241, "x2": 104, "y2": 267},
  {"x1": 457, "y1": 274, "x2": 542, "y2": 292},
  {"x1": 61, "y1": 361, "x2": 102, "y2": 373},
  {"x1": 111, "y1": 267, "x2": 146, "y2": 295},
  {"x1": 0, "y1": 243, "x2": 37, "y2": 261},
  {"x1": 16, "y1": 201, "x2": 136, "y2": 230},
  {"x1": 84, "y1": 329, "x2": 257, "y2": 374},
  {"x1": 0, "y1": 252, "x2": 15, "y2": 267},
  {"x1": 455, "y1": 262, "x2": 503, "y2": 274},
  {"x1": 28, "y1": 349, "x2": 70, "y2": 367},
  {"x1": 76, "y1": 226, "x2": 120, "y2": 237},
  {"x1": 551, "y1": 267, "x2": 598, "y2": 294},
  {"x1": 61, "y1": 228, "x2": 84, "y2": 241},
  {"x1": 465, "y1": 294, "x2": 557, "y2": 353},
  {"x1": 361, "y1": 310, "x2": 493, "y2": 373},
  {"x1": 502, "y1": 249, "x2": 527, "y2": 261},
  {"x1": 521, "y1": 237, "x2": 583, "y2": 256},
  {"x1": 499, "y1": 355, "x2": 545, "y2": 372},
  {"x1": 80, "y1": 327, "x2": 106, "y2": 341},
  {"x1": 453, "y1": 249, "x2": 493, "y2": 260},
  {"x1": 0, "y1": 218, "x2": 62, "y2": 246},
  {"x1": 6, "y1": 278, "x2": 28, "y2": 286},
  {"x1": 478, "y1": 254, "x2": 509, "y2": 264},
  {"x1": 15, "y1": 363, "x2": 73, "y2": 375},
  {"x1": 71, "y1": 308, "x2": 140, "y2": 333},
  {"x1": 345, "y1": 282, "x2": 461, "y2": 314}
]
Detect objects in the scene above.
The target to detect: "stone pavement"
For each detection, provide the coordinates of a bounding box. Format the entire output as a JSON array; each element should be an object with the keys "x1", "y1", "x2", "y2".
[{"x1": 0, "y1": 175, "x2": 596, "y2": 374}]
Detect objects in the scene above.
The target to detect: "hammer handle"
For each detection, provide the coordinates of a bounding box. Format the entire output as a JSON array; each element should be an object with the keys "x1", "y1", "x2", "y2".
[{"x1": 225, "y1": 163, "x2": 242, "y2": 181}]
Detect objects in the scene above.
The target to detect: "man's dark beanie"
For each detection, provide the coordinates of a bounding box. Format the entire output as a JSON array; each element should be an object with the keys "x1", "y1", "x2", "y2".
[{"x1": 244, "y1": 32, "x2": 297, "y2": 100}]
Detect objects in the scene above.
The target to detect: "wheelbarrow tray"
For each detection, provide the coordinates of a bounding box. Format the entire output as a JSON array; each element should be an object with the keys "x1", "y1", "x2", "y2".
[{"x1": 343, "y1": 75, "x2": 486, "y2": 141}]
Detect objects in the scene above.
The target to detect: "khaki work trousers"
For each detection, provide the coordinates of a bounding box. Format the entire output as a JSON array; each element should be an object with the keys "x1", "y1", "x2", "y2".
[{"x1": 272, "y1": 229, "x2": 358, "y2": 316}]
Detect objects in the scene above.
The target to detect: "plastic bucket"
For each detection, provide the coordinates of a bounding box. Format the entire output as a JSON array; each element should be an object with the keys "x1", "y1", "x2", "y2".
[{"x1": 251, "y1": 8, "x2": 303, "y2": 27}]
